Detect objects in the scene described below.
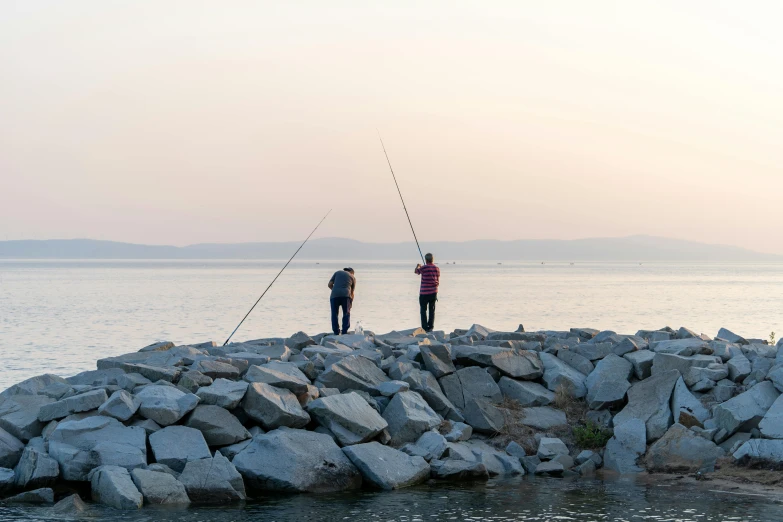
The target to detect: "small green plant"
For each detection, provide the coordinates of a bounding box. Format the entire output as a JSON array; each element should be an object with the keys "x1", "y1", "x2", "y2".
[
  {"x1": 573, "y1": 421, "x2": 612, "y2": 449},
  {"x1": 771, "y1": 331, "x2": 776, "y2": 346}
]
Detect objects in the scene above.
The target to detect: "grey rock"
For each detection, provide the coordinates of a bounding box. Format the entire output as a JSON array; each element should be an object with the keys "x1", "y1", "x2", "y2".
[
  {"x1": 717, "y1": 328, "x2": 748, "y2": 345},
  {"x1": 463, "y1": 398, "x2": 505, "y2": 433},
  {"x1": 374, "y1": 380, "x2": 410, "y2": 396},
  {"x1": 624, "y1": 350, "x2": 656, "y2": 380},
  {"x1": 557, "y1": 349, "x2": 594, "y2": 376},
  {"x1": 552, "y1": 454, "x2": 574, "y2": 468},
  {"x1": 400, "y1": 443, "x2": 429, "y2": 459},
  {"x1": 671, "y1": 377, "x2": 710, "y2": 428},
  {"x1": 129, "y1": 418, "x2": 161, "y2": 435},
  {"x1": 537, "y1": 437, "x2": 569, "y2": 460},
  {"x1": 603, "y1": 418, "x2": 646, "y2": 473},
  {"x1": 245, "y1": 363, "x2": 311, "y2": 394},
  {"x1": 645, "y1": 423, "x2": 724, "y2": 472},
  {"x1": 401, "y1": 369, "x2": 463, "y2": 422},
  {"x1": 585, "y1": 354, "x2": 632, "y2": 410},
  {"x1": 727, "y1": 354, "x2": 752, "y2": 382},
  {"x1": 719, "y1": 432, "x2": 752, "y2": 454},
  {"x1": 652, "y1": 353, "x2": 721, "y2": 377},
  {"x1": 117, "y1": 372, "x2": 153, "y2": 393},
  {"x1": 13, "y1": 446, "x2": 59, "y2": 489},
  {"x1": 343, "y1": 442, "x2": 430, "y2": 490},
  {"x1": 733, "y1": 439, "x2": 783, "y2": 462},
  {"x1": 439, "y1": 367, "x2": 503, "y2": 409},
  {"x1": 575, "y1": 450, "x2": 598, "y2": 465},
  {"x1": 184, "y1": 405, "x2": 251, "y2": 446},
  {"x1": 139, "y1": 341, "x2": 175, "y2": 352},
  {"x1": 443, "y1": 421, "x2": 473, "y2": 442},
  {"x1": 51, "y1": 493, "x2": 92, "y2": 515},
  {"x1": 714, "y1": 381, "x2": 779, "y2": 436},
  {"x1": 0, "y1": 395, "x2": 55, "y2": 441},
  {"x1": 415, "y1": 430, "x2": 448, "y2": 461},
  {"x1": 135, "y1": 385, "x2": 200, "y2": 426},
  {"x1": 535, "y1": 461, "x2": 565, "y2": 476},
  {"x1": 0, "y1": 374, "x2": 68, "y2": 400},
  {"x1": 759, "y1": 394, "x2": 783, "y2": 439},
  {"x1": 577, "y1": 459, "x2": 597, "y2": 476},
  {"x1": 195, "y1": 378, "x2": 248, "y2": 410},
  {"x1": 242, "y1": 382, "x2": 310, "y2": 430},
  {"x1": 0, "y1": 467, "x2": 14, "y2": 495},
  {"x1": 570, "y1": 328, "x2": 599, "y2": 340},
  {"x1": 177, "y1": 371, "x2": 212, "y2": 393},
  {"x1": 650, "y1": 338, "x2": 706, "y2": 356},
  {"x1": 520, "y1": 455, "x2": 541, "y2": 473},
  {"x1": 382, "y1": 391, "x2": 442, "y2": 446},
  {"x1": 191, "y1": 360, "x2": 241, "y2": 380},
  {"x1": 315, "y1": 355, "x2": 390, "y2": 393},
  {"x1": 498, "y1": 377, "x2": 554, "y2": 407},
  {"x1": 4, "y1": 487, "x2": 54, "y2": 504},
  {"x1": 0, "y1": 427, "x2": 24, "y2": 469},
  {"x1": 614, "y1": 337, "x2": 642, "y2": 357},
  {"x1": 420, "y1": 344, "x2": 456, "y2": 378},
  {"x1": 767, "y1": 366, "x2": 783, "y2": 393},
  {"x1": 149, "y1": 426, "x2": 211, "y2": 473},
  {"x1": 429, "y1": 459, "x2": 489, "y2": 480},
  {"x1": 122, "y1": 363, "x2": 181, "y2": 383},
  {"x1": 586, "y1": 410, "x2": 613, "y2": 429},
  {"x1": 685, "y1": 365, "x2": 729, "y2": 387},
  {"x1": 521, "y1": 407, "x2": 567, "y2": 430},
  {"x1": 505, "y1": 441, "x2": 527, "y2": 459},
  {"x1": 98, "y1": 390, "x2": 141, "y2": 421},
  {"x1": 89, "y1": 465, "x2": 143, "y2": 510},
  {"x1": 538, "y1": 352, "x2": 587, "y2": 398},
  {"x1": 573, "y1": 342, "x2": 613, "y2": 361},
  {"x1": 613, "y1": 369, "x2": 679, "y2": 442},
  {"x1": 178, "y1": 453, "x2": 246, "y2": 503},
  {"x1": 130, "y1": 468, "x2": 190, "y2": 505},
  {"x1": 306, "y1": 392, "x2": 389, "y2": 446},
  {"x1": 233, "y1": 427, "x2": 362, "y2": 493},
  {"x1": 388, "y1": 361, "x2": 415, "y2": 381},
  {"x1": 146, "y1": 463, "x2": 180, "y2": 477}
]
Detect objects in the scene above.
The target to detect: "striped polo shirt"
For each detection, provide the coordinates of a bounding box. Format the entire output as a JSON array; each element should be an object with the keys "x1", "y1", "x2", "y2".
[{"x1": 416, "y1": 263, "x2": 440, "y2": 295}]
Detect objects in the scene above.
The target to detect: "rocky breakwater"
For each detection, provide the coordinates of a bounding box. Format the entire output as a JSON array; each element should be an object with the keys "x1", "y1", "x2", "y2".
[{"x1": 1, "y1": 325, "x2": 782, "y2": 511}]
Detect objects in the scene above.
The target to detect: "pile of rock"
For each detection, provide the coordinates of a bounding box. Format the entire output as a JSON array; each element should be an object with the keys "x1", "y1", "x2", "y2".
[{"x1": 0, "y1": 324, "x2": 781, "y2": 510}]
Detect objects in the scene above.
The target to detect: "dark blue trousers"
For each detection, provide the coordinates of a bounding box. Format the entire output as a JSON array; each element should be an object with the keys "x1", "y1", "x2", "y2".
[{"x1": 330, "y1": 297, "x2": 352, "y2": 335}]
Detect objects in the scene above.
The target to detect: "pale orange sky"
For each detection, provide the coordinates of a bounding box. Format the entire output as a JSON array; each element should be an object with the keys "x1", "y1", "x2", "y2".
[{"x1": 2, "y1": 1, "x2": 782, "y2": 253}]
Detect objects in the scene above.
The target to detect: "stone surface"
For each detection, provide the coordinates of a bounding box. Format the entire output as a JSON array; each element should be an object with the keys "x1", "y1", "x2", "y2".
[
  {"x1": 430, "y1": 459, "x2": 489, "y2": 480},
  {"x1": 624, "y1": 350, "x2": 656, "y2": 380},
  {"x1": 727, "y1": 354, "x2": 752, "y2": 382},
  {"x1": 520, "y1": 407, "x2": 567, "y2": 430},
  {"x1": 38, "y1": 389, "x2": 109, "y2": 422},
  {"x1": 714, "y1": 381, "x2": 780, "y2": 436},
  {"x1": 645, "y1": 424, "x2": 724, "y2": 472},
  {"x1": 573, "y1": 342, "x2": 613, "y2": 361},
  {"x1": 191, "y1": 360, "x2": 242, "y2": 380},
  {"x1": 90, "y1": 465, "x2": 143, "y2": 510},
  {"x1": 538, "y1": 352, "x2": 587, "y2": 398},
  {"x1": 0, "y1": 395, "x2": 55, "y2": 441},
  {"x1": 149, "y1": 426, "x2": 211, "y2": 473},
  {"x1": 0, "y1": 427, "x2": 24, "y2": 469},
  {"x1": 185, "y1": 405, "x2": 251, "y2": 446},
  {"x1": 307, "y1": 392, "x2": 389, "y2": 446},
  {"x1": 584, "y1": 354, "x2": 632, "y2": 410},
  {"x1": 130, "y1": 468, "x2": 190, "y2": 505},
  {"x1": 443, "y1": 422, "x2": 473, "y2": 442},
  {"x1": 498, "y1": 377, "x2": 554, "y2": 407},
  {"x1": 13, "y1": 446, "x2": 59, "y2": 489},
  {"x1": 604, "y1": 418, "x2": 646, "y2": 473},
  {"x1": 242, "y1": 382, "x2": 310, "y2": 430},
  {"x1": 733, "y1": 439, "x2": 783, "y2": 462},
  {"x1": 463, "y1": 398, "x2": 505, "y2": 433},
  {"x1": 136, "y1": 385, "x2": 200, "y2": 426},
  {"x1": 98, "y1": 390, "x2": 141, "y2": 421},
  {"x1": 414, "y1": 430, "x2": 448, "y2": 461},
  {"x1": 420, "y1": 344, "x2": 456, "y2": 378},
  {"x1": 245, "y1": 363, "x2": 311, "y2": 394},
  {"x1": 343, "y1": 442, "x2": 430, "y2": 490},
  {"x1": 613, "y1": 369, "x2": 679, "y2": 442},
  {"x1": 315, "y1": 355, "x2": 390, "y2": 393},
  {"x1": 557, "y1": 349, "x2": 595, "y2": 376},
  {"x1": 758, "y1": 394, "x2": 783, "y2": 439},
  {"x1": 534, "y1": 460, "x2": 564, "y2": 476},
  {"x1": 652, "y1": 353, "x2": 721, "y2": 377},
  {"x1": 4, "y1": 487, "x2": 54, "y2": 504},
  {"x1": 401, "y1": 369, "x2": 463, "y2": 422},
  {"x1": 195, "y1": 379, "x2": 248, "y2": 410},
  {"x1": 671, "y1": 377, "x2": 710, "y2": 427},
  {"x1": 375, "y1": 380, "x2": 410, "y2": 396},
  {"x1": 233, "y1": 427, "x2": 362, "y2": 493},
  {"x1": 717, "y1": 328, "x2": 747, "y2": 345},
  {"x1": 537, "y1": 437, "x2": 569, "y2": 460},
  {"x1": 51, "y1": 493, "x2": 91, "y2": 515},
  {"x1": 178, "y1": 453, "x2": 246, "y2": 503},
  {"x1": 382, "y1": 391, "x2": 442, "y2": 446}
]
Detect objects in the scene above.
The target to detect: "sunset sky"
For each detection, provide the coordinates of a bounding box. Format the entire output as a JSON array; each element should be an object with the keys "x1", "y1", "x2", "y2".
[{"x1": 2, "y1": 1, "x2": 782, "y2": 254}]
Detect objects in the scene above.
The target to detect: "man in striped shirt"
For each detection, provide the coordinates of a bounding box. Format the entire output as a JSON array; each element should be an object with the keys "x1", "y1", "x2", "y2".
[{"x1": 414, "y1": 252, "x2": 440, "y2": 332}]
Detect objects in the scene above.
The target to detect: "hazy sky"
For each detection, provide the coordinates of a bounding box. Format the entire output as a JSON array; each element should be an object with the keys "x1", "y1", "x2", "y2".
[{"x1": 2, "y1": 1, "x2": 782, "y2": 253}]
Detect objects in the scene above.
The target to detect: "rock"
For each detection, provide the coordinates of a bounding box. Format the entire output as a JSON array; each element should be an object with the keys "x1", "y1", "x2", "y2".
[
  {"x1": 535, "y1": 460, "x2": 564, "y2": 476},
  {"x1": 717, "y1": 328, "x2": 747, "y2": 345},
  {"x1": 0, "y1": 395, "x2": 55, "y2": 441},
  {"x1": 505, "y1": 441, "x2": 527, "y2": 459},
  {"x1": 603, "y1": 418, "x2": 646, "y2": 473},
  {"x1": 400, "y1": 443, "x2": 430, "y2": 459},
  {"x1": 90, "y1": 465, "x2": 143, "y2": 510},
  {"x1": 401, "y1": 369, "x2": 463, "y2": 422},
  {"x1": 521, "y1": 407, "x2": 567, "y2": 430},
  {"x1": 728, "y1": 354, "x2": 752, "y2": 382},
  {"x1": 443, "y1": 422, "x2": 473, "y2": 442},
  {"x1": 571, "y1": 328, "x2": 599, "y2": 340},
  {"x1": 645, "y1": 424, "x2": 724, "y2": 472},
  {"x1": 51, "y1": 493, "x2": 91, "y2": 515},
  {"x1": 191, "y1": 360, "x2": 241, "y2": 380},
  {"x1": 414, "y1": 431, "x2": 448, "y2": 461},
  {"x1": 233, "y1": 427, "x2": 362, "y2": 493},
  {"x1": 194, "y1": 379, "x2": 248, "y2": 410},
  {"x1": 671, "y1": 377, "x2": 710, "y2": 427},
  {"x1": 135, "y1": 385, "x2": 200, "y2": 426},
  {"x1": 374, "y1": 380, "x2": 410, "y2": 396},
  {"x1": 48, "y1": 416, "x2": 147, "y2": 481},
  {"x1": 245, "y1": 363, "x2": 311, "y2": 394},
  {"x1": 758, "y1": 395, "x2": 783, "y2": 439},
  {"x1": 315, "y1": 355, "x2": 390, "y2": 393},
  {"x1": 430, "y1": 459, "x2": 489, "y2": 480},
  {"x1": 286, "y1": 331, "x2": 315, "y2": 350},
  {"x1": 614, "y1": 337, "x2": 641, "y2": 357},
  {"x1": 556, "y1": 349, "x2": 594, "y2": 376},
  {"x1": 0, "y1": 427, "x2": 24, "y2": 469},
  {"x1": 685, "y1": 365, "x2": 729, "y2": 387},
  {"x1": 0, "y1": 467, "x2": 14, "y2": 494},
  {"x1": 473, "y1": 348, "x2": 544, "y2": 380},
  {"x1": 146, "y1": 463, "x2": 180, "y2": 477},
  {"x1": 463, "y1": 399, "x2": 505, "y2": 433},
  {"x1": 585, "y1": 354, "x2": 632, "y2": 410},
  {"x1": 178, "y1": 371, "x2": 213, "y2": 393},
  {"x1": 178, "y1": 453, "x2": 246, "y2": 503},
  {"x1": 613, "y1": 369, "x2": 679, "y2": 442},
  {"x1": 184, "y1": 405, "x2": 251, "y2": 446},
  {"x1": 537, "y1": 437, "x2": 569, "y2": 460},
  {"x1": 382, "y1": 391, "x2": 442, "y2": 446},
  {"x1": 129, "y1": 418, "x2": 161, "y2": 435},
  {"x1": 719, "y1": 432, "x2": 752, "y2": 454},
  {"x1": 123, "y1": 363, "x2": 181, "y2": 383},
  {"x1": 149, "y1": 426, "x2": 211, "y2": 473},
  {"x1": 139, "y1": 341, "x2": 176, "y2": 352},
  {"x1": 575, "y1": 450, "x2": 600, "y2": 465},
  {"x1": 553, "y1": 454, "x2": 574, "y2": 468},
  {"x1": 538, "y1": 352, "x2": 587, "y2": 398},
  {"x1": 13, "y1": 446, "x2": 59, "y2": 489},
  {"x1": 306, "y1": 392, "x2": 389, "y2": 446},
  {"x1": 624, "y1": 350, "x2": 656, "y2": 380},
  {"x1": 733, "y1": 439, "x2": 783, "y2": 462},
  {"x1": 520, "y1": 455, "x2": 541, "y2": 473},
  {"x1": 388, "y1": 361, "x2": 415, "y2": 381},
  {"x1": 130, "y1": 468, "x2": 190, "y2": 505},
  {"x1": 652, "y1": 353, "x2": 721, "y2": 377},
  {"x1": 38, "y1": 388, "x2": 109, "y2": 422},
  {"x1": 586, "y1": 410, "x2": 612, "y2": 429},
  {"x1": 573, "y1": 342, "x2": 613, "y2": 361},
  {"x1": 439, "y1": 367, "x2": 502, "y2": 409},
  {"x1": 0, "y1": 374, "x2": 68, "y2": 399},
  {"x1": 714, "y1": 381, "x2": 780, "y2": 436},
  {"x1": 420, "y1": 344, "x2": 456, "y2": 378},
  {"x1": 650, "y1": 338, "x2": 707, "y2": 356},
  {"x1": 4, "y1": 487, "x2": 54, "y2": 504},
  {"x1": 498, "y1": 378, "x2": 554, "y2": 407},
  {"x1": 241, "y1": 383, "x2": 310, "y2": 430},
  {"x1": 343, "y1": 442, "x2": 430, "y2": 490},
  {"x1": 98, "y1": 390, "x2": 141, "y2": 421}
]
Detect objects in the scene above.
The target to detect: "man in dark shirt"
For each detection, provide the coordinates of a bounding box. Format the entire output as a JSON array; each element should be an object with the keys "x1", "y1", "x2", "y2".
[
  {"x1": 414, "y1": 253, "x2": 440, "y2": 332},
  {"x1": 328, "y1": 267, "x2": 356, "y2": 335}
]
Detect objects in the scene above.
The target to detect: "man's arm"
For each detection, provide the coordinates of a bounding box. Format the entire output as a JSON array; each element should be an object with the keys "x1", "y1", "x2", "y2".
[
  {"x1": 328, "y1": 274, "x2": 335, "y2": 289},
  {"x1": 414, "y1": 264, "x2": 422, "y2": 274},
  {"x1": 350, "y1": 276, "x2": 356, "y2": 299}
]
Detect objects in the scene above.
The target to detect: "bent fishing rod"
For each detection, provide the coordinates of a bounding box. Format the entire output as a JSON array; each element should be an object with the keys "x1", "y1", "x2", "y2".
[
  {"x1": 378, "y1": 132, "x2": 425, "y2": 264},
  {"x1": 222, "y1": 209, "x2": 332, "y2": 346}
]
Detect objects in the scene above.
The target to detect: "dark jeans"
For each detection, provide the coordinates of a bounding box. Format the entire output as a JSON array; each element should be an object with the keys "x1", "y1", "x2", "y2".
[
  {"x1": 330, "y1": 296, "x2": 352, "y2": 335},
  {"x1": 419, "y1": 293, "x2": 437, "y2": 332}
]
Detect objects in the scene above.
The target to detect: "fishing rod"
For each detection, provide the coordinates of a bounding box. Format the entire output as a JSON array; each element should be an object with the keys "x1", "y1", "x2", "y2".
[
  {"x1": 377, "y1": 132, "x2": 425, "y2": 264},
  {"x1": 222, "y1": 209, "x2": 332, "y2": 346}
]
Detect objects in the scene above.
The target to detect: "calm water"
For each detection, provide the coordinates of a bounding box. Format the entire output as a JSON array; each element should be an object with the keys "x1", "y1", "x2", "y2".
[
  {"x1": 1, "y1": 260, "x2": 783, "y2": 390},
  {"x1": 0, "y1": 477, "x2": 781, "y2": 521}
]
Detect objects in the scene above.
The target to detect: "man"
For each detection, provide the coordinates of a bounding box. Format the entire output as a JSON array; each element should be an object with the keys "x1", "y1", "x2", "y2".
[
  {"x1": 328, "y1": 267, "x2": 356, "y2": 335},
  {"x1": 414, "y1": 253, "x2": 440, "y2": 332}
]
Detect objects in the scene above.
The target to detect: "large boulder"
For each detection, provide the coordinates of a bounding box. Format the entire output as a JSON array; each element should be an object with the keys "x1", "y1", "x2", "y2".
[
  {"x1": 241, "y1": 383, "x2": 310, "y2": 430},
  {"x1": 89, "y1": 465, "x2": 143, "y2": 510},
  {"x1": 245, "y1": 363, "x2": 311, "y2": 394},
  {"x1": 13, "y1": 445, "x2": 59, "y2": 489},
  {"x1": 233, "y1": 427, "x2": 362, "y2": 493},
  {"x1": 401, "y1": 369, "x2": 463, "y2": 422},
  {"x1": 439, "y1": 367, "x2": 502, "y2": 409},
  {"x1": 645, "y1": 424, "x2": 724, "y2": 472},
  {"x1": 419, "y1": 344, "x2": 456, "y2": 378},
  {"x1": 463, "y1": 398, "x2": 505, "y2": 434},
  {"x1": 0, "y1": 395, "x2": 55, "y2": 441},
  {"x1": 306, "y1": 392, "x2": 388, "y2": 446},
  {"x1": 759, "y1": 394, "x2": 783, "y2": 439},
  {"x1": 573, "y1": 342, "x2": 613, "y2": 361},
  {"x1": 613, "y1": 369, "x2": 679, "y2": 442},
  {"x1": 454, "y1": 346, "x2": 543, "y2": 380},
  {"x1": 603, "y1": 418, "x2": 646, "y2": 473},
  {"x1": 714, "y1": 381, "x2": 779, "y2": 436},
  {"x1": 195, "y1": 379, "x2": 248, "y2": 410},
  {"x1": 557, "y1": 349, "x2": 594, "y2": 376},
  {"x1": 733, "y1": 439, "x2": 783, "y2": 462},
  {"x1": 520, "y1": 407, "x2": 567, "y2": 430},
  {"x1": 4, "y1": 487, "x2": 55, "y2": 504},
  {"x1": 178, "y1": 453, "x2": 246, "y2": 503},
  {"x1": 716, "y1": 328, "x2": 747, "y2": 345},
  {"x1": 624, "y1": 350, "x2": 656, "y2": 380},
  {"x1": 149, "y1": 426, "x2": 211, "y2": 473},
  {"x1": 461, "y1": 440, "x2": 523, "y2": 476},
  {"x1": 135, "y1": 385, "x2": 200, "y2": 426},
  {"x1": 342, "y1": 442, "x2": 430, "y2": 490},
  {"x1": 0, "y1": 427, "x2": 24, "y2": 468},
  {"x1": 382, "y1": 391, "x2": 442, "y2": 446},
  {"x1": 38, "y1": 389, "x2": 109, "y2": 422},
  {"x1": 191, "y1": 360, "x2": 241, "y2": 380},
  {"x1": 652, "y1": 353, "x2": 721, "y2": 377},
  {"x1": 538, "y1": 352, "x2": 587, "y2": 398},
  {"x1": 429, "y1": 459, "x2": 489, "y2": 481},
  {"x1": 498, "y1": 378, "x2": 554, "y2": 407},
  {"x1": 97, "y1": 390, "x2": 141, "y2": 422},
  {"x1": 315, "y1": 355, "x2": 390, "y2": 393},
  {"x1": 650, "y1": 338, "x2": 707, "y2": 356},
  {"x1": 184, "y1": 405, "x2": 251, "y2": 446},
  {"x1": 671, "y1": 377, "x2": 710, "y2": 428},
  {"x1": 0, "y1": 467, "x2": 13, "y2": 495},
  {"x1": 130, "y1": 468, "x2": 190, "y2": 505},
  {"x1": 584, "y1": 354, "x2": 632, "y2": 410},
  {"x1": 48, "y1": 416, "x2": 147, "y2": 481}
]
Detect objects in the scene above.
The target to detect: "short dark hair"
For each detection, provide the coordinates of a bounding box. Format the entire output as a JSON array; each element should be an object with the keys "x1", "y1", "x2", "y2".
[
  {"x1": 425, "y1": 253, "x2": 434, "y2": 263},
  {"x1": 343, "y1": 267, "x2": 354, "y2": 273}
]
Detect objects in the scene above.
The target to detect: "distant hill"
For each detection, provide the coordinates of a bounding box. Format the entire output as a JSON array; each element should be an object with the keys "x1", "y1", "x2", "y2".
[{"x1": 1, "y1": 236, "x2": 781, "y2": 262}]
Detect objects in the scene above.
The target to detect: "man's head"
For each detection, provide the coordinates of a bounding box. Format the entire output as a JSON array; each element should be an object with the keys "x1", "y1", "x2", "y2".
[
  {"x1": 343, "y1": 267, "x2": 355, "y2": 274},
  {"x1": 425, "y1": 253, "x2": 434, "y2": 264}
]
